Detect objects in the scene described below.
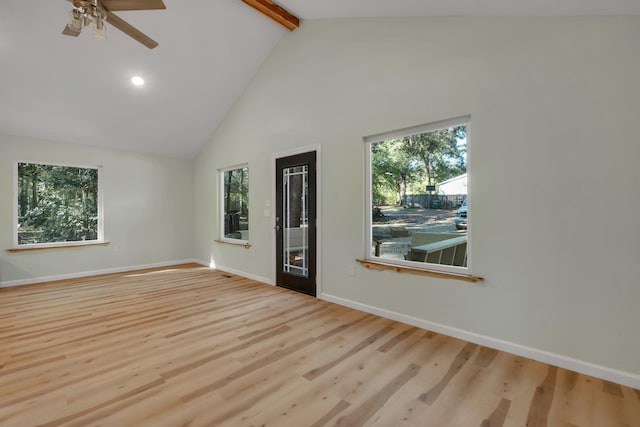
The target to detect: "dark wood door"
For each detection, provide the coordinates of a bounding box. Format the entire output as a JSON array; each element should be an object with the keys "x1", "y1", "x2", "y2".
[{"x1": 275, "y1": 151, "x2": 317, "y2": 296}]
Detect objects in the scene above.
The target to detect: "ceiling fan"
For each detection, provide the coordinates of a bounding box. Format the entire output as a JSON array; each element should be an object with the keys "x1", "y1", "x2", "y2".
[{"x1": 62, "y1": 0, "x2": 166, "y2": 49}]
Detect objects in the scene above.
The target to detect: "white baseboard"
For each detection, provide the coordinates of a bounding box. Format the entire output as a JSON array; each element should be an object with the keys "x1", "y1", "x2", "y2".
[
  {"x1": 319, "y1": 293, "x2": 640, "y2": 390},
  {"x1": 0, "y1": 259, "x2": 202, "y2": 288},
  {"x1": 211, "y1": 264, "x2": 274, "y2": 286}
]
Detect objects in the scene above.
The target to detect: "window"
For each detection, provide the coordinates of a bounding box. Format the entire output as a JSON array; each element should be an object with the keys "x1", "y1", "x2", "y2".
[
  {"x1": 365, "y1": 116, "x2": 470, "y2": 274},
  {"x1": 220, "y1": 165, "x2": 249, "y2": 243},
  {"x1": 15, "y1": 162, "x2": 103, "y2": 247}
]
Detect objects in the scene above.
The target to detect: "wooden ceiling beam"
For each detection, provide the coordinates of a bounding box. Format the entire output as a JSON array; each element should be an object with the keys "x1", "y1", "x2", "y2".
[{"x1": 241, "y1": 0, "x2": 299, "y2": 31}]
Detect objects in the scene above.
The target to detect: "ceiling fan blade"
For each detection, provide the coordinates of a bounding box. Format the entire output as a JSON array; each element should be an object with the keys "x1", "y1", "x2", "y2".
[
  {"x1": 101, "y1": 0, "x2": 166, "y2": 11},
  {"x1": 62, "y1": 24, "x2": 81, "y2": 37},
  {"x1": 106, "y1": 11, "x2": 159, "y2": 49}
]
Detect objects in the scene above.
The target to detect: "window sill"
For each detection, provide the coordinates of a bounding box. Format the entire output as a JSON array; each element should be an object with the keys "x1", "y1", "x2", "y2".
[
  {"x1": 215, "y1": 239, "x2": 252, "y2": 249},
  {"x1": 8, "y1": 241, "x2": 110, "y2": 253},
  {"x1": 356, "y1": 259, "x2": 483, "y2": 283}
]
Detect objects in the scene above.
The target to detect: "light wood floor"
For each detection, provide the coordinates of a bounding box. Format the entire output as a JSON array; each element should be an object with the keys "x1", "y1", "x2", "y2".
[{"x1": 1, "y1": 264, "x2": 638, "y2": 426}]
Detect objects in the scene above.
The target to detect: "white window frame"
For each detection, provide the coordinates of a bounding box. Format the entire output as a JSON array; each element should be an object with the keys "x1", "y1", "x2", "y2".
[
  {"x1": 13, "y1": 160, "x2": 104, "y2": 249},
  {"x1": 364, "y1": 115, "x2": 472, "y2": 275},
  {"x1": 219, "y1": 164, "x2": 250, "y2": 245}
]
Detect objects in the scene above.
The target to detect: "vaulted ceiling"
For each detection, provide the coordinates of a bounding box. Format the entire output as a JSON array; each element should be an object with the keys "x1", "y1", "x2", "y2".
[{"x1": 1, "y1": 0, "x2": 638, "y2": 158}]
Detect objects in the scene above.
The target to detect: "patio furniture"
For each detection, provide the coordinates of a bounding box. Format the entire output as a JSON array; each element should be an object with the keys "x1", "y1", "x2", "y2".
[{"x1": 406, "y1": 232, "x2": 467, "y2": 267}]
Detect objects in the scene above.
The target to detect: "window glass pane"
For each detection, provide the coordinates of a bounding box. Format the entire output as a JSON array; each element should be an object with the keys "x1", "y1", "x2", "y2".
[
  {"x1": 370, "y1": 123, "x2": 468, "y2": 269},
  {"x1": 223, "y1": 166, "x2": 249, "y2": 240},
  {"x1": 17, "y1": 163, "x2": 99, "y2": 245},
  {"x1": 282, "y1": 165, "x2": 309, "y2": 277}
]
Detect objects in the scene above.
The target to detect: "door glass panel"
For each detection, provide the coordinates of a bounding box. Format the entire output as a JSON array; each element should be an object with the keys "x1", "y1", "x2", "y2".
[{"x1": 282, "y1": 165, "x2": 308, "y2": 277}]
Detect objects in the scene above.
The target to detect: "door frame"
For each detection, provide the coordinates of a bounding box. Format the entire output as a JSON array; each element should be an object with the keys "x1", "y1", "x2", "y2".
[{"x1": 271, "y1": 145, "x2": 321, "y2": 296}]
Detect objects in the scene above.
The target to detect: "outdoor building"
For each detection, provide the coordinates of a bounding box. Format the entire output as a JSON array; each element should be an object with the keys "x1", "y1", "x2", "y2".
[{"x1": 438, "y1": 173, "x2": 467, "y2": 195}]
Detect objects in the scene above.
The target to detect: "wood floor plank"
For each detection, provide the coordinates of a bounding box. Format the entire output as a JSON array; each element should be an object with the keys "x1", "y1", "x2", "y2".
[
  {"x1": 215, "y1": 372, "x2": 339, "y2": 426},
  {"x1": 310, "y1": 400, "x2": 351, "y2": 427},
  {"x1": 475, "y1": 346, "x2": 499, "y2": 368},
  {"x1": 184, "y1": 373, "x2": 301, "y2": 426},
  {"x1": 181, "y1": 336, "x2": 318, "y2": 403},
  {"x1": 525, "y1": 365, "x2": 557, "y2": 427},
  {"x1": 303, "y1": 325, "x2": 394, "y2": 380},
  {"x1": 419, "y1": 342, "x2": 479, "y2": 405},
  {"x1": 603, "y1": 380, "x2": 625, "y2": 397},
  {"x1": 377, "y1": 326, "x2": 419, "y2": 353},
  {"x1": 0, "y1": 265, "x2": 638, "y2": 426},
  {"x1": 623, "y1": 386, "x2": 640, "y2": 425},
  {"x1": 314, "y1": 327, "x2": 454, "y2": 426},
  {"x1": 480, "y1": 397, "x2": 511, "y2": 427},
  {"x1": 333, "y1": 363, "x2": 421, "y2": 426}
]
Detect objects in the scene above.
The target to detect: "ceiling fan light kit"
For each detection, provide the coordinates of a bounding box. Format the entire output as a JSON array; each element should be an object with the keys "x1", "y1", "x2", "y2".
[
  {"x1": 62, "y1": 0, "x2": 166, "y2": 49},
  {"x1": 67, "y1": 0, "x2": 108, "y2": 40}
]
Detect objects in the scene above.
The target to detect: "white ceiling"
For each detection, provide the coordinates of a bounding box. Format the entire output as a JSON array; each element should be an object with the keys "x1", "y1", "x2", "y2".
[
  {"x1": 279, "y1": 0, "x2": 640, "y2": 18},
  {"x1": 1, "y1": 1, "x2": 639, "y2": 159}
]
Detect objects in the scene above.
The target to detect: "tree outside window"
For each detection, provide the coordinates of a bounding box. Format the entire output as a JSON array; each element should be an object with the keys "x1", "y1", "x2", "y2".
[
  {"x1": 366, "y1": 116, "x2": 470, "y2": 273},
  {"x1": 16, "y1": 162, "x2": 101, "y2": 245},
  {"x1": 221, "y1": 166, "x2": 249, "y2": 241}
]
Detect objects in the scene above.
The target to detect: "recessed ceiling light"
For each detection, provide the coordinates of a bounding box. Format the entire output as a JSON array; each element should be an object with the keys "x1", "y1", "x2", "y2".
[{"x1": 131, "y1": 76, "x2": 144, "y2": 86}]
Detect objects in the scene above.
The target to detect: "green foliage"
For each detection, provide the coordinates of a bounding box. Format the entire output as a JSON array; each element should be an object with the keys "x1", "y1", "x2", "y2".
[
  {"x1": 371, "y1": 125, "x2": 467, "y2": 205},
  {"x1": 223, "y1": 167, "x2": 249, "y2": 217},
  {"x1": 401, "y1": 125, "x2": 467, "y2": 186},
  {"x1": 18, "y1": 163, "x2": 98, "y2": 244},
  {"x1": 223, "y1": 167, "x2": 249, "y2": 237},
  {"x1": 371, "y1": 139, "x2": 421, "y2": 205}
]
